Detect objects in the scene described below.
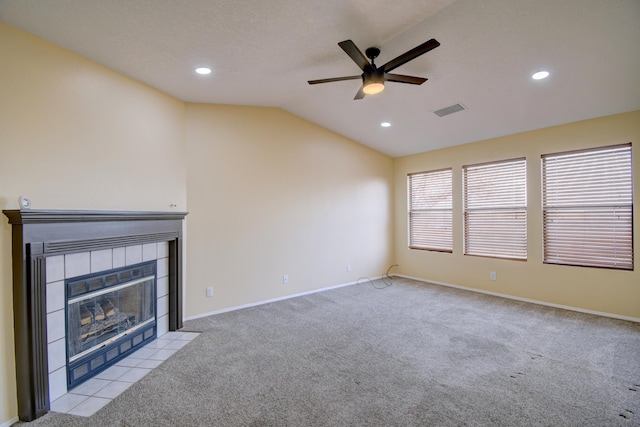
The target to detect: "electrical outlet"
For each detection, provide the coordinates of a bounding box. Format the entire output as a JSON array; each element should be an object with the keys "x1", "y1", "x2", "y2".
[
  {"x1": 206, "y1": 287, "x2": 213, "y2": 297},
  {"x1": 490, "y1": 272, "x2": 497, "y2": 281},
  {"x1": 347, "y1": 264, "x2": 351, "y2": 272},
  {"x1": 283, "y1": 274, "x2": 288, "y2": 284}
]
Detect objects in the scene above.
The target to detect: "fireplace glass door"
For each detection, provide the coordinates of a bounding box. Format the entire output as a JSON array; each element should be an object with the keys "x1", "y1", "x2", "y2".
[{"x1": 66, "y1": 261, "x2": 157, "y2": 388}]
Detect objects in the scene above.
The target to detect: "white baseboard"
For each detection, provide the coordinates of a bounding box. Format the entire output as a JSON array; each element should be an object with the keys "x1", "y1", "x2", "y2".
[
  {"x1": 396, "y1": 274, "x2": 640, "y2": 323},
  {"x1": 1, "y1": 417, "x2": 18, "y2": 427},
  {"x1": 184, "y1": 277, "x2": 381, "y2": 322}
]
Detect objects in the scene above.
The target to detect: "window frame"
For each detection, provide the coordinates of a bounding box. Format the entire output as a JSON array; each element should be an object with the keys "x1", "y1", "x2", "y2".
[
  {"x1": 407, "y1": 168, "x2": 453, "y2": 252},
  {"x1": 541, "y1": 143, "x2": 633, "y2": 270},
  {"x1": 462, "y1": 157, "x2": 527, "y2": 260}
]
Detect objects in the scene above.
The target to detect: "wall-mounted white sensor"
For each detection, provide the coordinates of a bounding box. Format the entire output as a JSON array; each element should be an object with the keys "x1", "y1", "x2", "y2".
[{"x1": 19, "y1": 196, "x2": 31, "y2": 209}]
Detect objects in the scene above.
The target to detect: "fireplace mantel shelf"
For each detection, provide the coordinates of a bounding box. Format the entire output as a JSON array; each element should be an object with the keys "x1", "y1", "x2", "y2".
[{"x1": 3, "y1": 209, "x2": 188, "y2": 224}]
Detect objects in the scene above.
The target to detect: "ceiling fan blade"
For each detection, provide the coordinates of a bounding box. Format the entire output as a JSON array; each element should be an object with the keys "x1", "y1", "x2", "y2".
[
  {"x1": 384, "y1": 74, "x2": 427, "y2": 85},
  {"x1": 338, "y1": 40, "x2": 370, "y2": 71},
  {"x1": 354, "y1": 86, "x2": 365, "y2": 100},
  {"x1": 308, "y1": 75, "x2": 361, "y2": 85},
  {"x1": 382, "y1": 39, "x2": 440, "y2": 73}
]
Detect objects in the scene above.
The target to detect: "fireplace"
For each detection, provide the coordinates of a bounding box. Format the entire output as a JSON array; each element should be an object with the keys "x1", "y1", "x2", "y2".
[{"x1": 3, "y1": 209, "x2": 188, "y2": 422}]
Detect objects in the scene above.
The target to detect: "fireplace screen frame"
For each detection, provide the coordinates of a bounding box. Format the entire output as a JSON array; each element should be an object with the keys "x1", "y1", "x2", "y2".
[{"x1": 65, "y1": 260, "x2": 158, "y2": 389}]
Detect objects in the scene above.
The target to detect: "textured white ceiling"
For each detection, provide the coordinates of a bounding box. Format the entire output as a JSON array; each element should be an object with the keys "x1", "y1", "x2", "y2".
[{"x1": 1, "y1": 0, "x2": 639, "y2": 157}]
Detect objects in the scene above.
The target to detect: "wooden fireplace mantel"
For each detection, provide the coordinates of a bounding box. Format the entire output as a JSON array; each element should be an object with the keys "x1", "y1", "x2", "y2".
[
  {"x1": 3, "y1": 209, "x2": 189, "y2": 224},
  {"x1": 2, "y1": 209, "x2": 188, "y2": 421}
]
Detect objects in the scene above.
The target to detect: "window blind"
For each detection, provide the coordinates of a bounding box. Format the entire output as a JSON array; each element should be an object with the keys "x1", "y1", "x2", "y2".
[
  {"x1": 408, "y1": 168, "x2": 452, "y2": 252},
  {"x1": 463, "y1": 158, "x2": 527, "y2": 260},
  {"x1": 542, "y1": 143, "x2": 633, "y2": 270}
]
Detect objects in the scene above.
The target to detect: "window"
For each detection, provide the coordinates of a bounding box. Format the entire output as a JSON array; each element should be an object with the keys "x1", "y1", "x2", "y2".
[
  {"x1": 542, "y1": 143, "x2": 633, "y2": 270},
  {"x1": 463, "y1": 158, "x2": 527, "y2": 259},
  {"x1": 408, "y1": 168, "x2": 452, "y2": 252}
]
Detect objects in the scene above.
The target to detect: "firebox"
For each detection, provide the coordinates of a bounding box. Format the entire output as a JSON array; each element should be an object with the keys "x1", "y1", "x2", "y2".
[{"x1": 65, "y1": 261, "x2": 157, "y2": 388}]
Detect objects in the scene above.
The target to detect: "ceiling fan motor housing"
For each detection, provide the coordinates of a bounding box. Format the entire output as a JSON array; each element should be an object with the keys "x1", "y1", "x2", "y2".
[{"x1": 363, "y1": 67, "x2": 384, "y2": 84}]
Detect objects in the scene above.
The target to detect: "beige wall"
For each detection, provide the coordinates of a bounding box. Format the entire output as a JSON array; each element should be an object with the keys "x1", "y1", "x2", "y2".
[
  {"x1": 394, "y1": 110, "x2": 640, "y2": 319},
  {"x1": 0, "y1": 22, "x2": 186, "y2": 424},
  {"x1": 184, "y1": 104, "x2": 394, "y2": 316}
]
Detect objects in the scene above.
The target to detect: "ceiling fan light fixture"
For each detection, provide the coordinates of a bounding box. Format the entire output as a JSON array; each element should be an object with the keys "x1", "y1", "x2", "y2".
[
  {"x1": 363, "y1": 82, "x2": 384, "y2": 95},
  {"x1": 363, "y1": 71, "x2": 385, "y2": 95}
]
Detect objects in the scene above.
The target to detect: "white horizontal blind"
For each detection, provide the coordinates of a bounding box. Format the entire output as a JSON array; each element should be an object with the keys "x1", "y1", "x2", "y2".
[
  {"x1": 408, "y1": 169, "x2": 452, "y2": 251},
  {"x1": 542, "y1": 143, "x2": 633, "y2": 270},
  {"x1": 463, "y1": 158, "x2": 527, "y2": 259}
]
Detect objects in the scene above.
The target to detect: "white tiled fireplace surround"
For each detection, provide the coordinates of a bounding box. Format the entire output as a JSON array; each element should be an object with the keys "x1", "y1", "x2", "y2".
[{"x1": 44, "y1": 241, "x2": 194, "y2": 417}]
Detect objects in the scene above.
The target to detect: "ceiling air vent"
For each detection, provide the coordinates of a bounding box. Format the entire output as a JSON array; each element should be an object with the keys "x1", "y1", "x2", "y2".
[{"x1": 434, "y1": 103, "x2": 466, "y2": 117}]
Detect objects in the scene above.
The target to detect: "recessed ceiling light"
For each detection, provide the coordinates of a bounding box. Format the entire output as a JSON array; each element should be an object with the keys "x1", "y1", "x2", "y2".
[
  {"x1": 380, "y1": 122, "x2": 391, "y2": 127},
  {"x1": 195, "y1": 67, "x2": 212, "y2": 75},
  {"x1": 531, "y1": 71, "x2": 550, "y2": 80}
]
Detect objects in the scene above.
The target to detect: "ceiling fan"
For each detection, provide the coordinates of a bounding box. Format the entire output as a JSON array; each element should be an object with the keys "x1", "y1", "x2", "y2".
[{"x1": 308, "y1": 38, "x2": 440, "y2": 100}]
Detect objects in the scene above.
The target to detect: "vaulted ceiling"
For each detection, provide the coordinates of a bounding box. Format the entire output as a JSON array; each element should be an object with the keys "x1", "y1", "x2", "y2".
[{"x1": 1, "y1": 0, "x2": 639, "y2": 157}]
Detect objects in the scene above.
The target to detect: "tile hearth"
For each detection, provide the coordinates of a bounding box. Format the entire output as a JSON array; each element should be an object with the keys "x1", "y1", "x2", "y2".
[{"x1": 50, "y1": 331, "x2": 199, "y2": 417}]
